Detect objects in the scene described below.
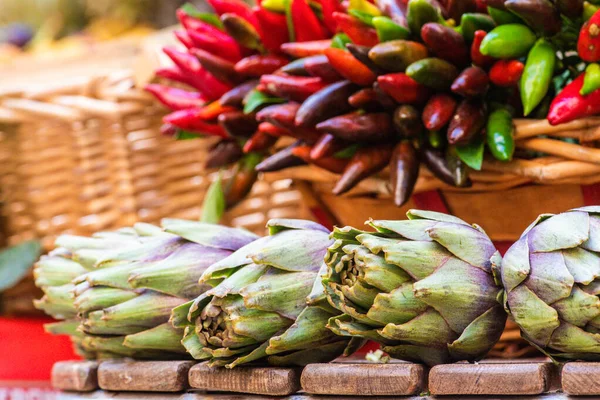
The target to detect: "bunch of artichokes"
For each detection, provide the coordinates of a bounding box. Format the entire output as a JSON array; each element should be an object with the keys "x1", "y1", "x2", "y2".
[
  {"x1": 34, "y1": 219, "x2": 258, "y2": 358},
  {"x1": 323, "y1": 210, "x2": 507, "y2": 366},
  {"x1": 35, "y1": 206, "x2": 600, "y2": 367},
  {"x1": 501, "y1": 206, "x2": 600, "y2": 361},
  {"x1": 173, "y1": 218, "x2": 365, "y2": 368}
]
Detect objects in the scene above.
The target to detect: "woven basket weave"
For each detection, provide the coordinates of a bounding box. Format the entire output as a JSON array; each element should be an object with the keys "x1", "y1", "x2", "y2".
[{"x1": 0, "y1": 73, "x2": 316, "y2": 249}]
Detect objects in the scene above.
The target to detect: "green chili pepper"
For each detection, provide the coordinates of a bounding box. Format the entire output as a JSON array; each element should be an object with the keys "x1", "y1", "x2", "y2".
[
  {"x1": 521, "y1": 38, "x2": 556, "y2": 116},
  {"x1": 428, "y1": 130, "x2": 444, "y2": 149},
  {"x1": 349, "y1": 0, "x2": 382, "y2": 16},
  {"x1": 406, "y1": 0, "x2": 445, "y2": 38},
  {"x1": 486, "y1": 108, "x2": 515, "y2": 162},
  {"x1": 349, "y1": 9, "x2": 375, "y2": 26},
  {"x1": 584, "y1": 2, "x2": 600, "y2": 20},
  {"x1": 406, "y1": 57, "x2": 459, "y2": 90},
  {"x1": 372, "y1": 16, "x2": 411, "y2": 41},
  {"x1": 458, "y1": 13, "x2": 495, "y2": 42},
  {"x1": 487, "y1": 6, "x2": 523, "y2": 25},
  {"x1": 581, "y1": 63, "x2": 600, "y2": 95},
  {"x1": 331, "y1": 33, "x2": 352, "y2": 49},
  {"x1": 262, "y1": 0, "x2": 287, "y2": 12},
  {"x1": 479, "y1": 24, "x2": 537, "y2": 59}
]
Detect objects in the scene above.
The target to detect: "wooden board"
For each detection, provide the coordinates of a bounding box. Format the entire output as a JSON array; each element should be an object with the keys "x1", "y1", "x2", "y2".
[
  {"x1": 52, "y1": 390, "x2": 573, "y2": 400},
  {"x1": 429, "y1": 361, "x2": 559, "y2": 395},
  {"x1": 51, "y1": 361, "x2": 99, "y2": 392},
  {"x1": 301, "y1": 362, "x2": 426, "y2": 396},
  {"x1": 98, "y1": 360, "x2": 195, "y2": 392},
  {"x1": 188, "y1": 362, "x2": 301, "y2": 396},
  {"x1": 561, "y1": 362, "x2": 600, "y2": 395}
]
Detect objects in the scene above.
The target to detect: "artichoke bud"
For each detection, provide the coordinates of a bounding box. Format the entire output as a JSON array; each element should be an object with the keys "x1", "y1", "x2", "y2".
[
  {"x1": 324, "y1": 210, "x2": 506, "y2": 366},
  {"x1": 34, "y1": 219, "x2": 256, "y2": 360},
  {"x1": 501, "y1": 206, "x2": 600, "y2": 361},
  {"x1": 179, "y1": 219, "x2": 363, "y2": 368}
]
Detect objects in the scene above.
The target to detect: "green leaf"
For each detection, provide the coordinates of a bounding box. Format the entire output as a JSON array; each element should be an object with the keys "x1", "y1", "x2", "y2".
[
  {"x1": 201, "y1": 175, "x2": 226, "y2": 224},
  {"x1": 334, "y1": 144, "x2": 360, "y2": 159},
  {"x1": 175, "y1": 130, "x2": 202, "y2": 140},
  {"x1": 179, "y1": 3, "x2": 224, "y2": 29},
  {"x1": 243, "y1": 90, "x2": 285, "y2": 114},
  {"x1": 455, "y1": 138, "x2": 484, "y2": 171},
  {"x1": 349, "y1": 9, "x2": 375, "y2": 26},
  {"x1": 331, "y1": 33, "x2": 352, "y2": 49},
  {"x1": 0, "y1": 240, "x2": 42, "y2": 292}
]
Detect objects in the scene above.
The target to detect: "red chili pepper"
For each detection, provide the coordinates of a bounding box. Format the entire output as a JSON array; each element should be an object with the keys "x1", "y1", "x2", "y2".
[
  {"x1": 234, "y1": 55, "x2": 289, "y2": 77},
  {"x1": 163, "y1": 47, "x2": 232, "y2": 99},
  {"x1": 243, "y1": 131, "x2": 279, "y2": 152},
  {"x1": 333, "y1": 144, "x2": 394, "y2": 194},
  {"x1": 489, "y1": 59, "x2": 524, "y2": 87},
  {"x1": 161, "y1": 123, "x2": 178, "y2": 136},
  {"x1": 348, "y1": 88, "x2": 380, "y2": 109},
  {"x1": 292, "y1": 145, "x2": 349, "y2": 174},
  {"x1": 377, "y1": 73, "x2": 431, "y2": 104},
  {"x1": 281, "y1": 40, "x2": 332, "y2": 57},
  {"x1": 548, "y1": 73, "x2": 600, "y2": 125},
  {"x1": 256, "y1": 103, "x2": 322, "y2": 142},
  {"x1": 304, "y1": 55, "x2": 343, "y2": 82},
  {"x1": 186, "y1": 29, "x2": 243, "y2": 63},
  {"x1": 325, "y1": 48, "x2": 376, "y2": 86},
  {"x1": 310, "y1": 133, "x2": 348, "y2": 159},
  {"x1": 144, "y1": 84, "x2": 207, "y2": 111},
  {"x1": 471, "y1": 30, "x2": 494, "y2": 69},
  {"x1": 332, "y1": 12, "x2": 379, "y2": 47},
  {"x1": 319, "y1": 0, "x2": 344, "y2": 33},
  {"x1": 173, "y1": 30, "x2": 194, "y2": 49},
  {"x1": 207, "y1": 0, "x2": 261, "y2": 33},
  {"x1": 195, "y1": 101, "x2": 237, "y2": 121},
  {"x1": 578, "y1": 8, "x2": 600, "y2": 62},
  {"x1": 258, "y1": 122, "x2": 290, "y2": 137},
  {"x1": 155, "y1": 67, "x2": 196, "y2": 88},
  {"x1": 178, "y1": 10, "x2": 226, "y2": 38},
  {"x1": 253, "y1": 6, "x2": 289, "y2": 53},
  {"x1": 260, "y1": 74, "x2": 328, "y2": 102},
  {"x1": 191, "y1": 48, "x2": 242, "y2": 85},
  {"x1": 163, "y1": 108, "x2": 228, "y2": 137},
  {"x1": 292, "y1": 0, "x2": 329, "y2": 42},
  {"x1": 422, "y1": 93, "x2": 457, "y2": 131}
]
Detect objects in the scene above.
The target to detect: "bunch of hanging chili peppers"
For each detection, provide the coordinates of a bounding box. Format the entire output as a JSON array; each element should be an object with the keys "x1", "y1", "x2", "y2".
[{"x1": 147, "y1": 0, "x2": 600, "y2": 207}]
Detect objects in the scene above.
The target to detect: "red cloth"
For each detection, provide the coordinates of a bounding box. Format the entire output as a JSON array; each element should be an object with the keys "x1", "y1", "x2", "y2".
[{"x1": 0, "y1": 317, "x2": 79, "y2": 381}]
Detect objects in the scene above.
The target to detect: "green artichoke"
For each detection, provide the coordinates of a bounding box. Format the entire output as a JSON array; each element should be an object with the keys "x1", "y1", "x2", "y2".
[
  {"x1": 173, "y1": 219, "x2": 365, "y2": 368},
  {"x1": 34, "y1": 219, "x2": 258, "y2": 359},
  {"x1": 501, "y1": 206, "x2": 600, "y2": 361},
  {"x1": 323, "y1": 210, "x2": 507, "y2": 366}
]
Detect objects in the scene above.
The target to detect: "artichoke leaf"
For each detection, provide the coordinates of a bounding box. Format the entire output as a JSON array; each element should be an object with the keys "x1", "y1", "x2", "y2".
[
  {"x1": 367, "y1": 283, "x2": 428, "y2": 326},
  {"x1": 507, "y1": 285, "x2": 559, "y2": 347},
  {"x1": 414, "y1": 257, "x2": 501, "y2": 333},
  {"x1": 448, "y1": 305, "x2": 507, "y2": 361},
  {"x1": 379, "y1": 308, "x2": 458, "y2": 347},
  {"x1": 267, "y1": 306, "x2": 340, "y2": 354},
  {"x1": 527, "y1": 211, "x2": 589, "y2": 252},
  {"x1": 427, "y1": 222, "x2": 497, "y2": 273}
]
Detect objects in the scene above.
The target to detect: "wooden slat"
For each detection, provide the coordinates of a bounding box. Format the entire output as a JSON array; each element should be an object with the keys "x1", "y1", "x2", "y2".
[
  {"x1": 51, "y1": 361, "x2": 99, "y2": 392},
  {"x1": 188, "y1": 363, "x2": 301, "y2": 396},
  {"x1": 562, "y1": 362, "x2": 600, "y2": 395},
  {"x1": 301, "y1": 362, "x2": 426, "y2": 396},
  {"x1": 98, "y1": 360, "x2": 195, "y2": 392},
  {"x1": 428, "y1": 361, "x2": 559, "y2": 396}
]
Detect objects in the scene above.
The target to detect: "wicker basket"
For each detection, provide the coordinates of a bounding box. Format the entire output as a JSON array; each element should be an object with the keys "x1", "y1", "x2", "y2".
[{"x1": 0, "y1": 73, "x2": 318, "y2": 249}]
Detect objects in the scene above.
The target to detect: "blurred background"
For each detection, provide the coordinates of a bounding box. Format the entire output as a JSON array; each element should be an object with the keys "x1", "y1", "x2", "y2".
[{"x1": 0, "y1": 0, "x2": 196, "y2": 61}]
